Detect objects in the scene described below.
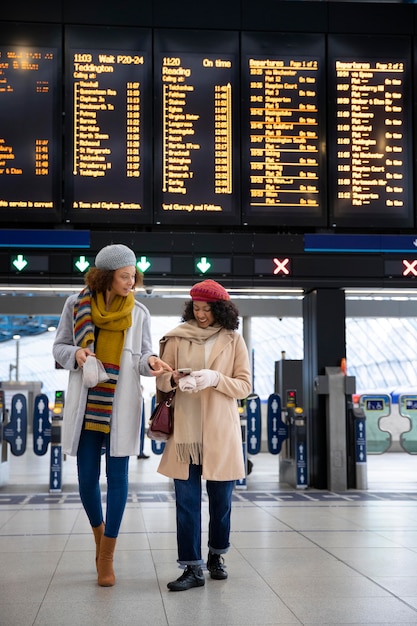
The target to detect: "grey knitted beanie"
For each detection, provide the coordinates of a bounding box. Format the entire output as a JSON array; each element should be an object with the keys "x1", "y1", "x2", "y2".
[{"x1": 95, "y1": 244, "x2": 137, "y2": 270}]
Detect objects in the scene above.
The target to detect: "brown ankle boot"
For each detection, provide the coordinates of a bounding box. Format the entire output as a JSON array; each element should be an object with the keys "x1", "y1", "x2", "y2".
[
  {"x1": 97, "y1": 536, "x2": 117, "y2": 587},
  {"x1": 92, "y1": 522, "x2": 105, "y2": 571}
]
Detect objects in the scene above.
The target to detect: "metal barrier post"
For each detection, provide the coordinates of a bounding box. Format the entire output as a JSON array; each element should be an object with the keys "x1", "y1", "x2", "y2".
[
  {"x1": 236, "y1": 402, "x2": 248, "y2": 490},
  {"x1": 293, "y1": 408, "x2": 308, "y2": 489},
  {"x1": 353, "y1": 407, "x2": 367, "y2": 489},
  {"x1": 49, "y1": 391, "x2": 64, "y2": 493},
  {"x1": 279, "y1": 404, "x2": 308, "y2": 489},
  {"x1": 314, "y1": 367, "x2": 356, "y2": 492},
  {"x1": 0, "y1": 390, "x2": 9, "y2": 486}
]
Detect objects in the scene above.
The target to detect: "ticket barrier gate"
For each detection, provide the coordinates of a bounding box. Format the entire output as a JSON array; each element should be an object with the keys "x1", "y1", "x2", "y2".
[
  {"x1": 236, "y1": 401, "x2": 248, "y2": 490},
  {"x1": 279, "y1": 405, "x2": 308, "y2": 489},
  {"x1": 0, "y1": 390, "x2": 8, "y2": 486},
  {"x1": 314, "y1": 367, "x2": 365, "y2": 491},
  {"x1": 0, "y1": 390, "x2": 64, "y2": 490},
  {"x1": 358, "y1": 394, "x2": 391, "y2": 454},
  {"x1": 346, "y1": 402, "x2": 367, "y2": 490},
  {"x1": 399, "y1": 395, "x2": 417, "y2": 454},
  {"x1": 50, "y1": 391, "x2": 64, "y2": 493},
  {"x1": 32, "y1": 391, "x2": 64, "y2": 491}
]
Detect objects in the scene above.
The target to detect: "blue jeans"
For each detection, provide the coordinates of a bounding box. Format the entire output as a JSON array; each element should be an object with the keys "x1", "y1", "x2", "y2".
[
  {"x1": 173, "y1": 463, "x2": 235, "y2": 566},
  {"x1": 77, "y1": 429, "x2": 129, "y2": 538}
]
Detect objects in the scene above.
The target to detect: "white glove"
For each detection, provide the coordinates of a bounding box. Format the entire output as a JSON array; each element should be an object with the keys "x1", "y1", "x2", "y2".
[
  {"x1": 179, "y1": 375, "x2": 198, "y2": 393},
  {"x1": 193, "y1": 369, "x2": 220, "y2": 390}
]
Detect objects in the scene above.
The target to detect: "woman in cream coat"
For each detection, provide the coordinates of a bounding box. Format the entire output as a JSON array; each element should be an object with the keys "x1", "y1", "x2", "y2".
[{"x1": 156, "y1": 279, "x2": 251, "y2": 592}]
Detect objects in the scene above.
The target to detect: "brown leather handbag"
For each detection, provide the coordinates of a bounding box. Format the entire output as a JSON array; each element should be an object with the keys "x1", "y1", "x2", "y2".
[{"x1": 147, "y1": 389, "x2": 175, "y2": 441}]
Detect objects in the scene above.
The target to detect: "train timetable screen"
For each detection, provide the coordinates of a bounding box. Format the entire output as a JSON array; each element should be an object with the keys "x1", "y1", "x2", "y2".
[
  {"x1": 65, "y1": 27, "x2": 152, "y2": 223},
  {"x1": 154, "y1": 30, "x2": 240, "y2": 225},
  {"x1": 241, "y1": 33, "x2": 326, "y2": 227},
  {"x1": 0, "y1": 40, "x2": 60, "y2": 219},
  {"x1": 328, "y1": 35, "x2": 413, "y2": 228}
]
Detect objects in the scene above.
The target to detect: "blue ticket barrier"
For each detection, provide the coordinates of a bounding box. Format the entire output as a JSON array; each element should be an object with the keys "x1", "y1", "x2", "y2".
[
  {"x1": 279, "y1": 406, "x2": 308, "y2": 489},
  {"x1": 33, "y1": 393, "x2": 51, "y2": 456},
  {"x1": 50, "y1": 391, "x2": 64, "y2": 493},
  {"x1": 246, "y1": 393, "x2": 261, "y2": 455},
  {"x1": 354, "y1": 408, "x2": 367, "y2": 489},
  {"x1": 149, "y1": 396, "x2": 166, "y2": 455},
  {"x1": 291, "y1": 408, "x2": 308, "y2": 488},
  {"x1": 399, "y1": 395, "x2": 417, "y2": 454},
  {"x1": 236, "y1": 413, "x2": 248, "y2": 490},
  {"x1": 267, "y1": 393, "x2": 288, "y2": 454},
  {"x1": 0, "y1": 390, "x2": 8, "y2": 486},
  {"x1": 359, "y1": 394, "x2": 391, "y2": 454},
  {"x1": 3, "y1": 393, "x2": 27, "y2": 456}
]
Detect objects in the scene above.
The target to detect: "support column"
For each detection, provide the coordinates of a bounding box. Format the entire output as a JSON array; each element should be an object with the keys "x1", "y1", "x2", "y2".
[
  {"x1": 303, "y1": 289, "x2": 346, "y2": 489},
  {"x1": 241, "y1": 316, "x2": 254, "y2": 390}
]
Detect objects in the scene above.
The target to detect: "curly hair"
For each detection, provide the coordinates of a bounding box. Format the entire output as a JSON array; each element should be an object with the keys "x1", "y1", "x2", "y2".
[
  {"x1": 182, "y1": 299, "x2": 240, "y2": 330},
  {"x1": 84, "y1": 267, "x2": 143, "y2": 292}
]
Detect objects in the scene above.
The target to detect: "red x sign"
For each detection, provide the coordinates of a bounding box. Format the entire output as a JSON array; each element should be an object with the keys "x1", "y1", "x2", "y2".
[
  {"x1": 403, "y1": 260, "x2": 417, "y2": 276},
  {"x1": 273, "y1": 258, "x2": 290, "y2": 275}
]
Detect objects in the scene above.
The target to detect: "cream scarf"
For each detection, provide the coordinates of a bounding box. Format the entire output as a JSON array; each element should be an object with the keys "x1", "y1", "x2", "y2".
[{"x1": 160, "y1": 320, "x2": 223, "y2": 464}]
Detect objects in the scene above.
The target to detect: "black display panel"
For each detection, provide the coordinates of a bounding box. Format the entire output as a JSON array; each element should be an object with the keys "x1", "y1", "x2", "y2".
[
  {"x1": 0, "y1": 24, "x2": 61, "y2": 222},
  {"x1": 64, "y1": 26, "x2": 152, "y2": 224},
  {"x1": 241, "y1": 32, "x2": 326, "y2": 227},
  {"x1": 328, "y1": 35, "x2": 413, "y2": 228},
  {"x1": 153, "y1": 30, "x2": 240, "y2": 225}
]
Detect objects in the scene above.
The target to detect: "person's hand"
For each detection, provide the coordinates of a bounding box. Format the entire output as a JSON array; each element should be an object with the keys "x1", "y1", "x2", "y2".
[
  {"x1": 75, "y1": 346, "x2": 95, "y2": 369},
  {"x1": 149, "y1": 357, "x2": 173, "y2": 377},
  {"x1": 179, "y1": 375, "x2": 198, "y2": 392},
  {"x1": 193, "y1": 369, "x2": 220, "y2": 390}
]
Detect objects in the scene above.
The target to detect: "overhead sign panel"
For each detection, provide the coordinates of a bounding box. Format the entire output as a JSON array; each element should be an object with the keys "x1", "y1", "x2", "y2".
[
  {"x1": 305, "y1": 233, "x2": 417, "y2": 253},
  {"x1": 241, "y1": 32, "x2": 326, "y2": 227},
  {"x1": 0, "y1": 229, "x2": 89, "y2": 248},
  {"x1": 328, "y1": 35, "x2": 413, "y2": 228},
  {"x1": 0, "y1": 24, "x2": 61, "y2": 222},
  {"x1": 64, "y1": 26, "x2": 152, "y2": 224},
  {"x1": 153, "y1": 30, "x2": 240, "y2": 225}
]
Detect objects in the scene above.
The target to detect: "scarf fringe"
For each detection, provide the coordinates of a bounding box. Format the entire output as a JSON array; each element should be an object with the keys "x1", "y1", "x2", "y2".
[{"x1": 175, "y1": 442, "x2": 203, "y2": 465}]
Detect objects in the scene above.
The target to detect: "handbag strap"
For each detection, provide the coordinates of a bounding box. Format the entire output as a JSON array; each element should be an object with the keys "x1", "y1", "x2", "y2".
[{"x1": 165, "y1": 389, "x2": 176, "y2": 406}]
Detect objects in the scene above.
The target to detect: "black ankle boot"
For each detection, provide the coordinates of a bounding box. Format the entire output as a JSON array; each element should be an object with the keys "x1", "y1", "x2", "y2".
[
  {"x1": 207, "y1": 552, "x2": 228, "y2": 580},
  {"x1": 167, "y1": 565, "x2": 205, "y2": 591}
]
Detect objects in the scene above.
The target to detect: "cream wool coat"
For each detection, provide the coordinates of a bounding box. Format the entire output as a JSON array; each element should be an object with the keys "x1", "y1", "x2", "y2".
[
  {"x1": 157, "y1": 327, "x2": 252, "y2": 481},
  {"x1": 52, "y1": 294, "x2": 157, "y2": 457}
]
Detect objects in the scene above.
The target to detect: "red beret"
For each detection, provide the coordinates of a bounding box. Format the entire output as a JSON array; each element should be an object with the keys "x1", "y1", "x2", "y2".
[{"x1": 190, "y1": 279, "x2": 230, "y2": 302}]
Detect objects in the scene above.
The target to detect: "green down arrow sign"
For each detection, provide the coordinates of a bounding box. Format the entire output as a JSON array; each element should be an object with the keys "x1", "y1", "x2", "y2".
[
  {"x1": 75, "y1": 256, "x2": 90, "y2": 272},
  {"x1": 12, "y1": 254, "x2": 28, "y2": 271},
  {"x1": 196, "y1": 257, "x2": 211, "y2": 274},
  {"x1": 137, "y1": 256, "x2": 151, "y2": 272}
]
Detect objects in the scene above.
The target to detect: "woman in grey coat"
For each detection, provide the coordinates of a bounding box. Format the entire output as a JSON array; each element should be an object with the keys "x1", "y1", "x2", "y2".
[{"x1": 53, "y1": 244, "x2": 171, "y2": 587}]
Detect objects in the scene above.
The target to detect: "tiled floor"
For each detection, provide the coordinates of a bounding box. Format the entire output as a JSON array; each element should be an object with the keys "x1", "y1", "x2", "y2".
[{"x1": 2, "y1": 449, "x2": 417, "y2": 625}]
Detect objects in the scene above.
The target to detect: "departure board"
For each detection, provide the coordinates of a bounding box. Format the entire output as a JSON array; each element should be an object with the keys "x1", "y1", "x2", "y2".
[
  {"x1": 241, "y1": 33, "x2": 326, "y2": 227},
  {"x1": 153, "y1": 30, "x2": 240, "y2": 225},
  {"x1": 0, "y1": 25, "x2": 61, "y2": 222},
  {"x1": 328, "y1": 35, "x2": 412, "y2": 228},
  {"x1": 65, "y1": 26, "x2": 152, "y2": 224}
]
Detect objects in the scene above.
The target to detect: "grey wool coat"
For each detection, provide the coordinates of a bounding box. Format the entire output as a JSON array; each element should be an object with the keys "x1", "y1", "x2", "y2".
[{"x1": 52, "y1": 294, "x2": 157, "y2": 457}]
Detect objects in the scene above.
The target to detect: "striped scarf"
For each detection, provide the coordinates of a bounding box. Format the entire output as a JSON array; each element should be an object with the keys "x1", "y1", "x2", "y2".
[{"x1": 73, "y1": 287, "x2": 134, "y2": 433}]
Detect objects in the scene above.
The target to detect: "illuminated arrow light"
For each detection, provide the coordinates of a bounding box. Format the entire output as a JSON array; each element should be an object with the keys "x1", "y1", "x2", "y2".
[
  {"x1": 75, "y1": 256, "x2": 90, "y2": 273},
  {"x1": 273, "y1": 257, "x2": 290, "y2": 275},
  {"x1": 196, "y1": 257, "x2": 211, "y2": 274},
  {"x1": 137, "y1": 256, "x2": 151, "y2": 272},
  {"x1": 403, "y1": 259, "x2": 417, "y2": 276},
  {"x1": 12, "y1": 254, "x2": 28, "y2": 271}
]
